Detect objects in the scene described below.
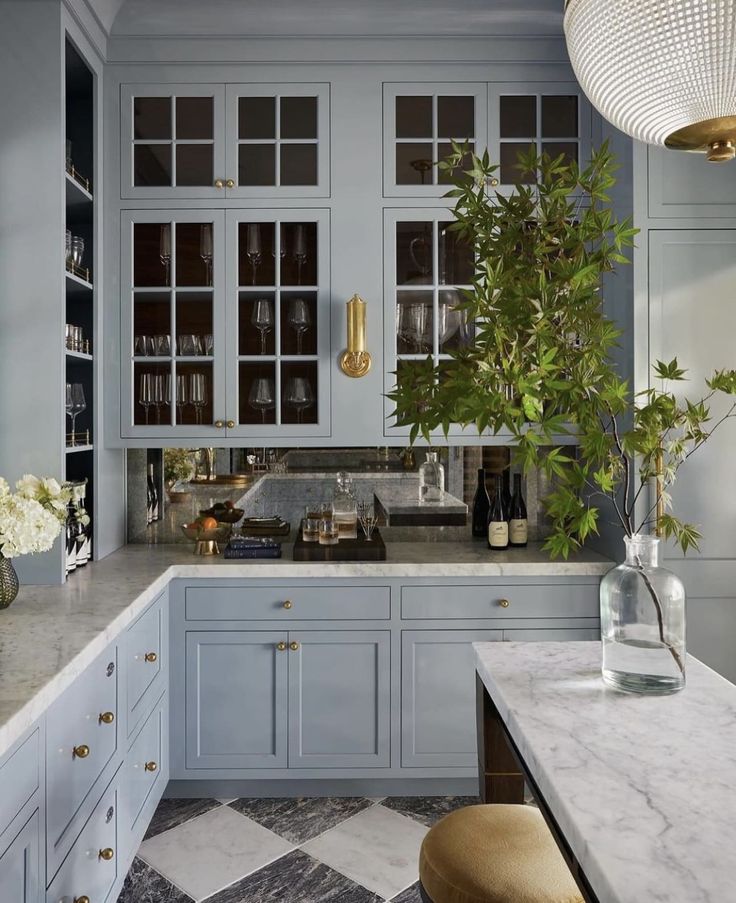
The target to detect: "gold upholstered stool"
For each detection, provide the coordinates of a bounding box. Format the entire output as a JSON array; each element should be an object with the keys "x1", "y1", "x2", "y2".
[{"x1": 418, "y1": 804, "x2": 584, "y2": 903}]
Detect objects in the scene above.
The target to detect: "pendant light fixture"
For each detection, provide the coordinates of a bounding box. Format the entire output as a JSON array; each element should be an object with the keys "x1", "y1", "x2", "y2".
[{"x1": 564, "y1": 0, "x2": 736, "y2": 162}]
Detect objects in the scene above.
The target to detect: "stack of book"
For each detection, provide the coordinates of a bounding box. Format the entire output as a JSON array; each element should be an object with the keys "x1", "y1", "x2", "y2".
[{"x1": 224, "y1": 535, "x2": 282, "y2": 559}]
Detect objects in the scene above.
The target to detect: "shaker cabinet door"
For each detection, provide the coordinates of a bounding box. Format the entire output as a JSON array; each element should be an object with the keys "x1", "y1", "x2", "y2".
[{"x1": 0, "y1": 812, "x2": 40, "y2": 903}]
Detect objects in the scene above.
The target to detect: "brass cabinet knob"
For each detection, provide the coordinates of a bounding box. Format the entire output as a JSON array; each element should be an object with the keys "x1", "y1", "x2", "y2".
[
  {"x1": 226, "y1": 419, "x2": 235, "y2": 428},
  {"x1": 144, "y1": 761, "x2": 158, "y2": 772},
  {"x1": 214, "y1": 178, "x2": 224, "y2": 189},
  {"x1": 498, "y1": 598, "x2": 511, "y2": 608},
  {"x1": 72, "y1": 744, "x2": 90, "y2": 759},
  {"x1": 215, "y1": 419, "x2": 225, "y2": 428},
  {"x1": 283, "y1": 600, "x2": 293, "y2": 610},
  {"x1": 99, "y1": 712, "x2": 115, "y2": 725},
  {"x1": 289, "y1": 641, "x2": 300, "y2": 651},
  {"x1": 225, "y1": 178, "x2": 235, "y2": 188},
  {"x1": 98, "y1": 847, "x2": 115, "y2": 861},
  {"x1": 144, "y1": 651, "x2": 158, "y2": 663},
  {"x1": 489, "y1": 177, "x2": 499, "y2": 187},
  {"x1": 276, "y1": 641, "x2": 287, "y2": 651},
  {"x1": 74, "y1": 897, "x2": 91, "y2": 903}
]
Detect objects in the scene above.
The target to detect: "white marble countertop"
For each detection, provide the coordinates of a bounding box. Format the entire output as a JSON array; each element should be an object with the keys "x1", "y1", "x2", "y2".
[
  {"x1": 0, "y1": 543, "x2": 610, "y2": 762},
  {"x1": 474, "y1": 641, "x2": 736, "y2": 903}
]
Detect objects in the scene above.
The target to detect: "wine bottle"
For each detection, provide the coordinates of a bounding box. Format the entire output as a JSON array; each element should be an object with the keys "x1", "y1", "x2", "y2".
[
  {"x1": 471, "y1": 468, "x2": 490, "y2": 538},
  {"x1": 502, "y1": 469, "x2": 512, "y2": 521},
  {"x1": 509, "y1": 473, "x2": 528, "y2": 547},
  {"x1": 147, "y1": 463, "x2": 158, "y2": 523},
  {"x1": 487, "y1": 475, "x2": 509, "y2": 550}
]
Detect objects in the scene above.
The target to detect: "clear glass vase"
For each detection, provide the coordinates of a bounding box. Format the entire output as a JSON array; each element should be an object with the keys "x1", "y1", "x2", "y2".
[
  {"x1": 418, "y1": 451, "x2": 445, "y2": 502},
  {"x1": 600, "y1": 534, "x2": 686, "y2": 695}
]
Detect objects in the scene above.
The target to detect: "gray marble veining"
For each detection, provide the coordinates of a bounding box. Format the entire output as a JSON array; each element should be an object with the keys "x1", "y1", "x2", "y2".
[
  {"x1": 228, "y1": 797, "x2": 374, "y2": 844},
  {"x1": 381, "y1": 795, "x2": 479, "y2": 828},
  {"x1": 143, "y1": 797, "x2": 221, "y2": 840},
  {"x1": 117, "y1": 856, "x2": 194, "y2": 903},
  {"x1": 474, "y1": 641, "x2": 736, "y2": 903}
]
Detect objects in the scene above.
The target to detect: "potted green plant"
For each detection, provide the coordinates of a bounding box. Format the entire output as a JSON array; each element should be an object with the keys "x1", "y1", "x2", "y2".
[
  {"x1": 163, "y1": 448, "x2": 195, "y2": 503},
  {"x1": 389, "y1": 143, "x2": 736, "y2": 693}
]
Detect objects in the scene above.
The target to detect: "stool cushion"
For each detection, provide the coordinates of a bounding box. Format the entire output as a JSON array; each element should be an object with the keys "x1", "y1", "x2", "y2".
[{"x1": 419, "y1": 805, "x2": 583, "y2": 903}]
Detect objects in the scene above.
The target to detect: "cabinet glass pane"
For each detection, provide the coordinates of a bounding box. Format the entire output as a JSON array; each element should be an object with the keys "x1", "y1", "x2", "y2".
[
  {"x1": 175, "y1": 223, "x2": 212, "y2": 287},
  {"x1": 239, "y1": 144, "x2": 276, "y2": 186},
  {"x1": 134, "y1": 293, "x2": 171, "y2": 356},
  {"x1": 176, "y1": 144, "x2": 213, "y2": 187},
  {"x1": 239, "y1": 97, "x2": 276, "y2": 139},
  {"x1": 239, "y1": 362, "x2": 277, "y2": 424},
  {"x1": 134, "y1": 97, "x2": 171, "y2": 139},
  {"x1": 134, "y1": 361, "x2": 172, "y2": 426},
  {"x1": 500, "y1": 143, "x2": 536, "y2": 184},
  {"x1": 281, "y1": 97, "x2": 317, "y2": 139},
  {"x1": 281, "y1": 361, "x2": 318, "y2": 424},
  {"x1": 439, "y1": 222, "x2": 473, "y2": 284},
  {"x1": 396, "y1": 144, "x2": 434, "y2": 185},
  {"x1": 439, "y1": 288, "x2": 471, "y2": 353},
  {"x1": 281, "y1": 222, "x2": 317, "y2": 286},
  {"x1": 238, "y1": 222, "x2": 276, "y2": 286},
  {"x1": 500, "y1": 96, "x2": 536, "y2": 138},
  {"x1": 239, "y1": 292, "x2": 277, "y2": 356},
  {"x1": 394, "y1": 360, "x2": 426, "y2": 421},
  {"x1": 542, "y1": 142, "x2": 579, "y2": 167},
  {"x1": 541, "y1": 95, "x2": 578, "y2": 138},
  {"x1": 280, "y1": 144, "x2": 318, "y2": 186},
  {"x1": 134, "y1": 223, "x2": 171, "y2": 287},
  {"x1": 397, "y1": 222, "x2": 434, "y2": 284},
  {"x1": 175, "y1": 291, "x2": 213, "y2": 357},
  {"x1": 437, "y1": 96, "x2": 474, "y2": 139},
  {"x1": 281, "y1": 292, "x2": 317, "y2": 355},
  {"x1": 396, "y1": 96, "x2": 432, "y2": 138},
  {"x1": 176, "y1": 97, "x2": 213, "y2": 140},
  {"x1": 437, "y1": 142, "x2": 474, "y2": 185},
  {"x1": 134, "y1": 144, "x2": 172, "y2": 187},
  {"x1": 397, "y1": 290, "x2": 433, "y2": 355},
  {"x1": 174, "y1": 361, "x2": 213, "y2": 425}
]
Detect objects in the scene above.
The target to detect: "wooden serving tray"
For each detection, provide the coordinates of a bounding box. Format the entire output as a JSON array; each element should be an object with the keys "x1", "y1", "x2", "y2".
[{"x1": 293, "y1": 529, "x2": 386, "y2": 561}]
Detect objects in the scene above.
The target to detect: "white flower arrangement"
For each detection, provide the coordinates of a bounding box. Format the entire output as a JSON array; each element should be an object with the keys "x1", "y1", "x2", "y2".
[{"x1": 0, "y1": 474, "x2": 70, "y2": 559}]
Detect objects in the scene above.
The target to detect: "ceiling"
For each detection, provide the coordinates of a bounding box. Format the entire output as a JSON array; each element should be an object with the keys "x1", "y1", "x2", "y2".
[{"x1": 90, "y1": 0, "x2": 564, "y2": 38}]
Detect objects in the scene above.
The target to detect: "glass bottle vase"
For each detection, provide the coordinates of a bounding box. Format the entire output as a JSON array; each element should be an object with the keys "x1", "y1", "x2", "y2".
[
  {"x1": 418, "y1": 451, "x2": 445, "y2": 502},
  {"x1": 0, "y1": 553, "x2": 20, "y2": 609},
  {"x1": 600, "y1": 534, "x2": 686, "y2": 695}
]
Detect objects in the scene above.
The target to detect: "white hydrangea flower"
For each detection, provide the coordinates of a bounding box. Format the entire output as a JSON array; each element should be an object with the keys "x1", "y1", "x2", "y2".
[
  {"x1": 15, "y1": 474, "x2": 41, "y2": 497},
  {"x1": 0, "y1": 477, "x2": 9, "y2": 498},
  {"x1": 0, "y1": 494, "x2": 61, "y2": 558}
]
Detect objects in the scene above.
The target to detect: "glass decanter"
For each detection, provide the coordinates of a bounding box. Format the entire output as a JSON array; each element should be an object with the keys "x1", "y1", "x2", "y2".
[
  {"x1": 418, "y1": 451, "x2": 445, "y2": 502},
  {"x1": 600, "y1": 533, "x2": 686, "y2": 695},
  {"x1": 331, "y1": 471, "x2": 358, "y2": 540}
]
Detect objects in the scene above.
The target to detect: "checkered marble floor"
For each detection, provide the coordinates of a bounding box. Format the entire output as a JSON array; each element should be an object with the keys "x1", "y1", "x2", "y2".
[{"x1": 116, "y1": 796, "x2": 478, "y2": 902}]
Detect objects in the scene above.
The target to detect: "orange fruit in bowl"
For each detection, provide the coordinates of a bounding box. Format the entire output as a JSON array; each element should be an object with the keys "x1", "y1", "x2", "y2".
[{"x1": 200, "y1": 516, "x2": 218, "y2": 530}]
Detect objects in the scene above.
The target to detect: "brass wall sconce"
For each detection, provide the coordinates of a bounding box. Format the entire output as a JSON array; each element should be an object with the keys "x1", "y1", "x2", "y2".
[{"x1": 339, "y1": 294, "x2": 372, "y2": 378}]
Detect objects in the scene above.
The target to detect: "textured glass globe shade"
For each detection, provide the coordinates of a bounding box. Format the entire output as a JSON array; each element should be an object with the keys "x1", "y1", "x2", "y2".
[{"x1": 564, "y1": 0, "x2": 736, "y2": 162}]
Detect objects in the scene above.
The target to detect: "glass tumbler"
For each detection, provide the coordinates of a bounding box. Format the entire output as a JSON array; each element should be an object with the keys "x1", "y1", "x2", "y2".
[{"x1": 318, "y1": 517, "x2": 339, "y2": 546}]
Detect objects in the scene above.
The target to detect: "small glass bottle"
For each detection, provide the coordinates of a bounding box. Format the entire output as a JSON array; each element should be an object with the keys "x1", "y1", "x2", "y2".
[
  {"x1": 331, "y1": 472, "x2": 357, "y2": 539},
  {"x1": 418, "y1": 451, "x2": 445, "y2": 501}
]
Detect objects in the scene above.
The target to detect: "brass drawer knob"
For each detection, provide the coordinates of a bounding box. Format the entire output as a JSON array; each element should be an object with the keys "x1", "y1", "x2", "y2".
[
  {"x1": 72, "y1": 744, "x2": 90, "y2": 759},
  {"x1": 215, "y1": 419, "x2": 225, "y2": 428},
  {"x1": 283, "y1": 600, "x2": 293, "y2": 610},
  {"x1": 276, "y1": 641, "x2": 287, "y2": 651},
  {"x1": 98, "y1": 847, "x2": 115, "y2": 861},
  {"x1": 489, "y1": 177, "x2": 499, "y2": 187},
  {"x1": 227, "y1": 419, "x2": 235, "y2": 428},
  {"x1": 144, "y1": 651, "x2": 158, "y2": 663},
  {"x1": 214, "y1": 178, "x2": 224, "y2": 189},
  {"x1": 99, "y1": 712, "x2": 115, "y2": 725},
  {"x1": 289, "y1": 641, "x2": 300, "y2": 651},
  {"x1": 498, "y1": 598, "x2": 511, "y2": 608},
  {"x1": 225, "y1": 178, "x2": 235, "y2": 188},
  {"x1": 144, "y1": 761, "x2": 158, "y2": 772},
  {"x1": 74, "y1": 897, "x2": 90, "y2": 903}
]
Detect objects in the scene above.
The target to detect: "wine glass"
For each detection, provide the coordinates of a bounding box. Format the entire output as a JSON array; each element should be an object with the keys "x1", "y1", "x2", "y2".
[
  {"x1": 251, "y1": 299, "x2": 274, "y2": 355},
  {"x1": 65, "y1": 383, "x2": 73, "y2": 443},
  {"x1": 284, "y1": 376, "x2": 314, "y2": 424},
  {"x1": 134, "y1": 335, "x2": 153, "y2": 357},
  {"x1": 407, "y1": 302, "x2": 429, "y2": 353},
  {"x1": 200, "y1": 223, "x2": 213, "y2": 286},
  {"x1": 287, "y1": 298, "x2": 311, "y2": 354},
  {"x1": 272, "y1": 223, "x2": 287, "y2": 273},
  {"x1": 139, "y1": 373, "x2": 154, "y2": 425},
  {"x1": 246, "y1": 224, "x2": 262, "y2": 285},
  {"x1": 159, "y1": 224, "x2": 171, "y2": 286},
  {"x1": 293, "y1": 224, "x2": 308, "y2": 285},
  {"x1": 151, "y1": 373, "x2": 164, "y2": 424},
  {"x1": 189, "y1": 372, "x2": 207, "y2": 425},
  {"x1": 69, "y1": 383, "x2": 86, "y2": 445},
  {"x1": 175, "y1": 373, "x2": 189, "y2": 424},
  {"x1": 248, "y1": 377, "x2": 275, "y2": 423}
]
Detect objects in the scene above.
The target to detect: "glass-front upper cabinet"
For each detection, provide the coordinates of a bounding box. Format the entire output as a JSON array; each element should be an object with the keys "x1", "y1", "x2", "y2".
[
  {"x1": 225, "y1": 210, "x2": 331, "y2": 438},
  {"x1": 121, "y1": 83, "x2": 329, "y2": 199},
  {"x1": 383, "y1": 83, "x2": 488, "y2": 197},
  {"x1": 383, "y1": 209, "x2": 475, "y2": 437},
  {"x1": 121, "y1": 211, "x2": 227, "y2": 438}
]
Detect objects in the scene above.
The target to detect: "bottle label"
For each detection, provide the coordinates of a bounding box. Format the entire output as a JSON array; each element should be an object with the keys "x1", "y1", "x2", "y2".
[
  {"x1": 488, "y1": 521, "x2": 509, "y2": 547},
  {"x1": 510, "y1": 518, "x2": 528, "y2": 544}
]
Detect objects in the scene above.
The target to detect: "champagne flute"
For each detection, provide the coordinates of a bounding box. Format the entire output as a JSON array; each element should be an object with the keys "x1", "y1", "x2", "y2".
[
  {"x1": 160, "y1": 224, "x2": 171, "y2": 286},
  {"x1": 248, "y1": 377, "x2": 275, "y2": 423},
  {"x1": 152, "y1": 372, "x2": 164, "y2": 424},
  {"x1": 200, "y1": 223, "x2": 213, "y2": 286},
  {"x1": 175, "y1": 373, "x2": 189, "y2": 424},
  {"x1": 190, "y1": 372, "x2": 207, "y2": 425},
  {"x1": 293, "y1": 224, "x2": 308, "y2": 285},
  {"x1": 246, "y1": 223, "x2": 262, "y2": 285},
  {"x1": 65, "y1": 383, "x2": 73, "y2": 444},
  {"x1": 139, "y1": 373, "x2": 153, "y2": 425},
  {"x1": 69, "y1": 383, "x2": 86, "y2": 445},
  {"x1": 285, "y1": 376, "x2": 314, "y2": 424},
  {"x1": 287, "y1": 298, "x2": 311, "y2": 354},
  {"x1": 251, "y1": 299, "x2": 274, "y2": 355},
  {"x1": 407, "y1": 303, "x2": 428, "y2": 353},
  {"x1": 272, "y1": 223, "x2": 287, "y2": 275}
]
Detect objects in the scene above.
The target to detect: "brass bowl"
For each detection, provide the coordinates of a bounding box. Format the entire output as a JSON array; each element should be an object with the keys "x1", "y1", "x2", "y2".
[
  {"x1": 181, "y1": 523, "x2": 232, "y2": 555},
  {"x1": 199, "y1": 507, "x2": 244, "y2": 525}
]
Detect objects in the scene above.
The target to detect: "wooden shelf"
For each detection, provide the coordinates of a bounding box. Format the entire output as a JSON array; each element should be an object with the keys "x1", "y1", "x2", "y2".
[{"x1": 66, "y1": 349, "x2": 93, "y2": 362}]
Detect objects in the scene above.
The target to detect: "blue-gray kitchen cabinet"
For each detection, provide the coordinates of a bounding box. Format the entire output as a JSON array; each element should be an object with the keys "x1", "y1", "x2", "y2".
[{"x1": 0, "y1": 812, "x2": 41, "y2": 903}]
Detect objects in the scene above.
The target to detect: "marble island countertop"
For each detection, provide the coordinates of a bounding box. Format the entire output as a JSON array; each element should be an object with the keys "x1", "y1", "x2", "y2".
[
  {"x1": 0, "y1": 542, "x2": 610, "y2": 762},
  {"x1": 474, "y1": 641, "x2": 736, "y2": 903}
]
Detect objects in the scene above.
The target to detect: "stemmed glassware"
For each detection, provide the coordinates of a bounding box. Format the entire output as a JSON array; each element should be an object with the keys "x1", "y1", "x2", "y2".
[
  {"x1": 287, "y1": 298, "x2": 311, "y2": 354},
  {"x1": 159, "y1": 224, "x2": 171, "y2": 286},
  {"x1": 246, "y1": 224, "x2": 262, "y2": 285},
  {"x1": 293, "y1": 224, "x2": 308, "y2": 285},
  {"x1": 400, "y1": 302, "x2": 429, "y2": 353},
  {"x1": 251, "y1": 299, "x2": 274, "y2": 354},
  {"x1": 175, "y1": 374, "x2": 188, "y2": 424},
  {"x1": 357, "y1": 501, "x2": 379, "y2": 541},
  {"x1": 285, "y1": 376, "x2": 314, "y2": 424},
  {"x1": 67, "y1": 383, "x2": 86, "y2": 445},
  {"x1": 200, "y1": 224, "x2": 213, "y2": 286},
  {"x1": 248, "y1": 377, "x2": 276, "y2": 423},
  {"x1": 139, "y1": 373, "x2": 154, "y2": 424},
  {"x1": 190, "y1": 373, "x2": 207, "y2": 425}
]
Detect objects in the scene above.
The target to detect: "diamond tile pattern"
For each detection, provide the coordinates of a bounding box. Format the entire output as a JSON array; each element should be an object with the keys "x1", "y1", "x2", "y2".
[{"x1": 115, "y1": 796, "x2": 478, "y2": 903}]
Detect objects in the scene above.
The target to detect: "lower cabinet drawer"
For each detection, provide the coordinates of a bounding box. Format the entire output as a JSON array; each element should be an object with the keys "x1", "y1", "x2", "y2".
[
  {"x1": 126, "y1": 593, "x2": 166, "y2": 739},
  {"x1": 122, "y1": 693, "x2": 167, "y2": 837},
  {"x1": 185, "y1": 584, "x2": 391, "y2": 621},
  {"x1": 46, "y1": 647, "x2": 118, "y2": 855},
  {"x1": 401, "y1": 583, "x2": 599, "y2": 620},
  {"x1": 46, "y1": 781, "x2": 118, "y2": 903},
  {"x1": 0, "y1": 730, "x2": 39, "y2": 841}
]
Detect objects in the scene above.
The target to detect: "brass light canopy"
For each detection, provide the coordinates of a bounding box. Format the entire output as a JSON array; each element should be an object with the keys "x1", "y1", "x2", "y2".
[
  {"x1": 339, "y1": 294, "x2": 372, "y2": 378},
  {"x1": 665, "y1": 117, "x2": 736, "y2": 163}
]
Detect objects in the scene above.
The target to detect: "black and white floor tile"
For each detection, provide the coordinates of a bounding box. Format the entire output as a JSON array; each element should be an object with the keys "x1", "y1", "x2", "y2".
[{"x1": 116, "y1": 796, "x2": 476, "y2": 903}]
